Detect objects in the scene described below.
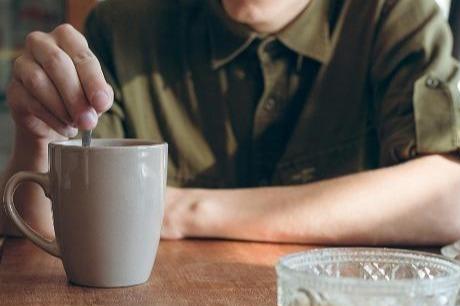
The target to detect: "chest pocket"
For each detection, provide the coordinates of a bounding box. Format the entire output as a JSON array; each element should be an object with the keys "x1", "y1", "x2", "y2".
[{"x1": 273, "y1": 128, "x2": 379, "y2": 185}]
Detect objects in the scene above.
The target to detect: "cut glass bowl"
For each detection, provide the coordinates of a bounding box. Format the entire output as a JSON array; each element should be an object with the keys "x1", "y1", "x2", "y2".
[{"x1": 276, "y1": 248, "x2": 460, "y2": 306}]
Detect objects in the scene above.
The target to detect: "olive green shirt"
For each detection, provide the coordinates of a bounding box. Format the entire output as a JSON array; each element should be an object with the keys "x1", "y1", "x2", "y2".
[{"x1": 85, "y1": 0, "x2": 460, "y2": 188}]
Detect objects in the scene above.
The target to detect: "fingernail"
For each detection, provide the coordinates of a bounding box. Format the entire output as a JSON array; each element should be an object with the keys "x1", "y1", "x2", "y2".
[
  {"x1": 78, "y1": 110, "x2": 98, "y2": 129},
  {"x1": 91, "y1": 91, "x2": 110, "y2": 110},
  {"x1": 64, "y1": 126, "x2": 78, "y2": 138}
]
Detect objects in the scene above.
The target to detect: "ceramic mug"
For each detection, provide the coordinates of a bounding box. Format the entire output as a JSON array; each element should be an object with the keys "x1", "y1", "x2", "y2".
[{"x1": 3, "y1": 139, "x2": 167, "y2": 287}]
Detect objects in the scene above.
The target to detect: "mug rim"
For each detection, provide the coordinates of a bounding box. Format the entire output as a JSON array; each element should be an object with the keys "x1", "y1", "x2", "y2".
[{"x1": 49, "y1": 138, "x2": 167, "y2": 150}]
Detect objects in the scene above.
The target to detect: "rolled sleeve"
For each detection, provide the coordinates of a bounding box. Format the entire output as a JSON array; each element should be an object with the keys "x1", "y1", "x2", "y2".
[
  {"x1": 372, "y1": 0, "x2": 460, "y2": 165},
  {"x1": 414, "y1": 69, "x2": 460, "y2": 153}
]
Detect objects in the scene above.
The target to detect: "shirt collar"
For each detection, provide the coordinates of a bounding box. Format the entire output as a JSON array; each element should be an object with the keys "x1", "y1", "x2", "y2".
[
  {"x1": 207, "y1": 0, "x2": 258, "y2": 70},
  {"x1": 277, "y1": 0, "x2": 332, "y2": 63},
  {"x1": 207, "y1": 0, "x2": 333, "y2": 70}
]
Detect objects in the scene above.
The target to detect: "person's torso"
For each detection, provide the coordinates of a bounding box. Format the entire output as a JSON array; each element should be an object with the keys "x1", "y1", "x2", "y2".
[{"x1": 95, "y1": 0, "x2": 391, "y2": 188}]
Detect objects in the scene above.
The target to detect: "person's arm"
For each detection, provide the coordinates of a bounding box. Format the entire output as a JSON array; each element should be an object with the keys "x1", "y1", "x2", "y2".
[
  {"x1": 162, "y1": 154, "x2": 460, "y2": 245},
  {"x1": 1, "y1": 3, "x2": 129, "y2": 236},
  {"x1": 1, "y1": 11, "x2": 117, "y2": 236},
  {"x1": 0, "y1": 132, "x2": 53, "y2": 237}
]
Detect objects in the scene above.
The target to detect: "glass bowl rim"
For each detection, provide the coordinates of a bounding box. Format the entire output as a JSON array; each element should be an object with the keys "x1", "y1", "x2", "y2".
[{"x1": 276, "y1": 247, "x2": 460, "y2": 293}]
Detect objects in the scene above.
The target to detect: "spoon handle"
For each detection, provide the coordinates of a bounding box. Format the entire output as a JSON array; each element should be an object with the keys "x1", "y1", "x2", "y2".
[{"x1": 82, "y1": 130, "x2": 92, "y2": 147}]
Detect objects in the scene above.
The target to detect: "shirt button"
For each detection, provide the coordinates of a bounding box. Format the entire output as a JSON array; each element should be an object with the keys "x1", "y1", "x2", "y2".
[
  {"x1": 264, "y1": 98, "x2": 276, "y2": 111},
  {"x1": 264, "y1": 42, "x2": 277, "y2": 53},
  {"x1": 233, "y1": 68, "x2": 246, "y2": 80},
  {"x1": 426, "y1": 77, "x2": 440, "y2": 89}
]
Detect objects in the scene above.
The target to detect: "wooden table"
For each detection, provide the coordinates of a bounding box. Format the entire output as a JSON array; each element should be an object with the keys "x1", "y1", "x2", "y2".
[{"x1": 0, "y1": 238, "x2": 309, "y2": 305}]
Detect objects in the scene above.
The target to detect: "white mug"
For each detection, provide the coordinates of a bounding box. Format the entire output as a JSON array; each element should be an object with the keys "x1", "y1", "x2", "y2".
[{"x1": 4, "y1": 139, "x2": 167, "y2": 287}]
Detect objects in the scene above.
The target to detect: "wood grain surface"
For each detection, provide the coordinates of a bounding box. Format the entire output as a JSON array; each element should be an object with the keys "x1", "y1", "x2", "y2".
[{"x1": 0, "y1": 238, "x2": 310, "y2": 306}]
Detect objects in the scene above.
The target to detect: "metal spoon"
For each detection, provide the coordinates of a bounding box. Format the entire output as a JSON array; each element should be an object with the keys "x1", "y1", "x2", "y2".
[{"x1": 82, "y1": 130, "x2": 92, "y2": 147}]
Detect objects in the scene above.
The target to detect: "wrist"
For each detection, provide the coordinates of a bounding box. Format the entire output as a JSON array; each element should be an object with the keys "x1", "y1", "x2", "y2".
[
  {"x1": 182, "y1": 188, "x2": 227, "y2": 238},
  {"x1": 11, "y1": 129, "x2": 50, "y2": 172},
  {"x1": 183, "y1": 187, "x2": 283, "y2": 242}
]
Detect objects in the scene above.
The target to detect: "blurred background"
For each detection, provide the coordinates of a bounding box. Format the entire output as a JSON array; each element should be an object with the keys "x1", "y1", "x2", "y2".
[{"x1": 0, "y1": 0, "x2": 455, "y2": 170}]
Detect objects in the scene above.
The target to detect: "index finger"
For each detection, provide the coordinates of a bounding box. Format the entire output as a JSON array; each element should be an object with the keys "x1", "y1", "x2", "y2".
[{"x1": 53, "y1": 24, "x2": 113, "y2": 114}]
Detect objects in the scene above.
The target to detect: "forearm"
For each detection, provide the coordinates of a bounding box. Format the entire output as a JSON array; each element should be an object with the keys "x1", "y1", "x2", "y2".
[
  {"x1": 182, "y1": 155, "x2": 460, "y2": 245},
  {"x1": 1, "y1": 130, "x2": 53, "y2": 237}
]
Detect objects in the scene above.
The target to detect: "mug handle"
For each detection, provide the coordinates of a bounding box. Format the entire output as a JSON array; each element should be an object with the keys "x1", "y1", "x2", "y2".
[{"x1": 3, "y1": 171, "x2": 60, "y2": 257}]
